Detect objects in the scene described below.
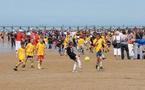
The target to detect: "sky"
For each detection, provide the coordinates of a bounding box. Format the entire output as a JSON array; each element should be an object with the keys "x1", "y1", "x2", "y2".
[{"x1": 0, "y1": 0, "x2": 145, "y2": 26}]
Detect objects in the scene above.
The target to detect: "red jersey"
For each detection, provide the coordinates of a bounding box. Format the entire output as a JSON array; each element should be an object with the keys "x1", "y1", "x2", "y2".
[
  {"x1": 16, "y1": 32, "x2": 23, "y2": 41},
  {"x1": 30, "y1": 32, "x2": 39, "y2": 46}
]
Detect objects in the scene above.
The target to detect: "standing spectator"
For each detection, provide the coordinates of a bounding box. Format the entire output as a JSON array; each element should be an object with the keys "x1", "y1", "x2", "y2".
[
  {"x1": 15, "y1": 30, "x2": 23, "y2": 51},
  {"x1": 134, "y1": 29, "x2": 143, "y2": 59},
  {"x1": 112, "y1": 31, "x2": 121, "y2": 58},
  {"x1": 127, "y1": 30, "x2": 135, "y2": 59},
  {"x1": 0, "y1": 31, "x2": 4, "y2": 44},
  {"x1": 7, "y1": 32, "x2": 11, "y2": 43},
  {"x1": 10, "y1": 32, "x2": 16, "y2": 48},
  {"x1": 48, "y1": 36, "x2": 53, "y2": 49},
  {"x1": 120, "y1": 30, "x2": 130, "y2": 60}
]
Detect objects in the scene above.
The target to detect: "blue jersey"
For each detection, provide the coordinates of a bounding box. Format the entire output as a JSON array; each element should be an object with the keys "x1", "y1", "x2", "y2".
[{"x1": 135, "y1": 38, "x2": 145, "y2": 45}]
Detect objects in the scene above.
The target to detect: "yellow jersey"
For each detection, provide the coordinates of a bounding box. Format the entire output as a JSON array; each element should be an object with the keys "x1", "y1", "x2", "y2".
[
  {"x1": 101, "y1": 36, "x2": 106, "y2": 44},
  {"x1": 85, "y1": 37, "x2": 90, "y2": 42},
  {"x1": 36, "y1": 43, "x2": 45, "y2": 55},
  {"x1": 44, "y1": 38, "x2": 48, "y2": 44},
  {"x1": 17, "y1": 47, "x2": 25, "y2": 61},
  {"x1": 78, "y1": 38, "x2": 85, "y2": 47},
  {"x1": 93, "y1": 38, "x2": 105, "y2": 52},
  {"x1": 26, "y1": 43, "x2": 35, "y2": 56},
  {"x1": 63, "y1": 37, "x2": 69, "y2": 48}
]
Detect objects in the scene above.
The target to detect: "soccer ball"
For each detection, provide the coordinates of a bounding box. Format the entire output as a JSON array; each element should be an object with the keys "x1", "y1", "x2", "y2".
[{"x1": 84, "y1": 56, "x2": 90, "y2": 62}]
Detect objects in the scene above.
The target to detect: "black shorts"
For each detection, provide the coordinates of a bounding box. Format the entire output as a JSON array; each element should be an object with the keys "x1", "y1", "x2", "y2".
[
  {"x1": 1, "y1": 37, "x2": 4, "y2": 39},
  {"x1": 27, "y1": 56, "x2": 33, "y2": 59},
  {"x1": 114, "y1": 43, "x2": 121, "y2": 48},
  {"x1": 68, "y1": 53, "x2": 77, "y2": 61}
]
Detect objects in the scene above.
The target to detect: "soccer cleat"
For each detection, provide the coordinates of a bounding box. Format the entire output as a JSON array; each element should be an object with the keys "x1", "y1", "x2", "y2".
[
  {"x1": 72, "y1": 70, "x2": 78, "y2": 73},
  {"x1": 96, "y1": 65, "x2": 98, "y2": 69},
  {"x1": 100, "y1": 66, "x2": 104, "y2": 69},
  {"x1": 22, "y1": 65, "x2": 26, "y2": 68},
  {"x1": 38, "y1": 63, "x2": 41, "y2": 69},
  {"x1": 38, "y1": 66, "x2": 41, "y2": 70},
  {"x1": 13, "y1": 68, "x2": 18, "y2": 71},
  {"x1": 31, "y1": 65, "x2": 35, "y2": 68}
]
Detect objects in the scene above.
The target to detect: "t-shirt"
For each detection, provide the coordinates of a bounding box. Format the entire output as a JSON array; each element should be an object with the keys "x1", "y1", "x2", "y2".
[
  {"x1": 30, "y1": 33, "x2": 39, "y2": 45},
  {"x1": 136, "y1": 32, "x2": 143, "y2": 39},
  {"x1": 63, "y1": 37, "x2": 69, "y2": 47},
  {"x1": 113, "y1": 35, "x2": 121, "y2": 43},
  {"x1": 36, "y1": 43, "x2": 45, "y2": 55},
  {"x1": 121, "y1": 35, "x2": 128, "y2": 45},
  {"x1": 136, "y1": 38, "x2": 145, "y2": 45},
  {"x1": 66, "y1": 47, "x2": 76, "y2": 56},
  {"x1": 93, "y1": 38, "x2": 104, "y2": 52},
  {"x1": 26, "y1": 43, "x2": 35, "y2": 56},
  {"x1": 16, "y1": 32, "x2": 23, "y2": 41},
  {"x1": 77, "y1": 38, "x2": 85, "y2": 47},
  {"x1": 128, "y1": 33, "x2": 134, "y2": 44}
]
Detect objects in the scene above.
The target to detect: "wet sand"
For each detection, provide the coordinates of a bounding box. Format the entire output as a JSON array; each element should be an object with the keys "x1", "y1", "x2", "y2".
[{"x1": 0, "y1": 43, "x2": 145, "y2": 90}]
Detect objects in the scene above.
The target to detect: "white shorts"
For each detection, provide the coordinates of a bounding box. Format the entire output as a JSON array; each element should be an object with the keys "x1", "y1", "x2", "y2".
[
  {"x1": 16, "y1": 41, "x2": 21, "y2": 51},
  {"x1": 128, "y1": 44, "x2": 134, "y2": 57},
  {"x1": 114, "y1": 48, "x2": 121, "y2": 56}
]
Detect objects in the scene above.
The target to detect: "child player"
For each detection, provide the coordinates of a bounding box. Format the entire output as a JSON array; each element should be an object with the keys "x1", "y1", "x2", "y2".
[
  {"x1": 93, "y1": 34, "x2": 106, "y2": 71},
  {"x1": 77, "y1": 36, "x2": 85, "y2": 55},
  {"x1": 13, "y1": 41, "x2": 26, "y2": 71},
  {"x1": 66, "y1": 42, "x2": 82, "y2": 72},
  {"x1": 36, "y1": 38, "x2": 46, "y2": 69},
  {"x1": 25, "y1": 39, "x2": 35, "y2": 68},
  {"x1": 63, "y1": 34, "x2": 70, "y2": 55}
]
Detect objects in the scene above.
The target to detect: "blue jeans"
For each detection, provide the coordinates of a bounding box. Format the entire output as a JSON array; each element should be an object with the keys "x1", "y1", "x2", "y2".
[
  {"x1": 58, "y1": 45, "x2": 64, "y2": 55},
  {"x1": 134, "y1": 43, "x2": 143, "y2": 59},
  {"x1": 48, "y1": 44, "x2": 52, "y2": 49}
]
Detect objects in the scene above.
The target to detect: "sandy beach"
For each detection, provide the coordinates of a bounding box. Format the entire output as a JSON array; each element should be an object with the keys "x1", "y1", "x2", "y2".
[
  {"x1": 1, "y1": 0, "x2": 145, "y2": 89},
  {"x1": 0, "y1": 46, "x2": 145, "y2": 90}
]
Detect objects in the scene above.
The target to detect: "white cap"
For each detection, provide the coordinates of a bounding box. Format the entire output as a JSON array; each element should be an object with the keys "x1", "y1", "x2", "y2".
[{"x1": 19, "y1": 29, "x2": 23, "y2": 32}]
